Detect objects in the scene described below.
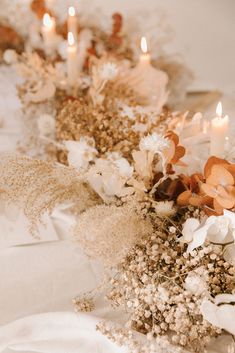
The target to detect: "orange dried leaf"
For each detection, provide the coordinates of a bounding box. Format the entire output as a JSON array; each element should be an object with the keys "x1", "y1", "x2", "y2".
[
  {"x1": 177, "y1": 190, "x2": 192, "y2": 206},
  {"x1": 171, "y1": 145, "x2": 185, "y2": 164},
  {"x1": 165, "y1": 131, "x2": 179, "y2": 145},
  {"x1": 213, "y1": 199, "x2": 224, "y2": 215},
  {"x1": 207, "y1": 165, "x2": 234, "y2": 187},
  {"x1": 225, "y1": 164, "x2": 235, "y2": 179},
  {"x1": 204, "y1": 156, "x2": 229, "y2": 179},
  {"x1": 188, "y1": 195, "x2": 204, "y2": 207},
  {"x1": 201, "y1": 183, "x2": 218, "y2": 198}
]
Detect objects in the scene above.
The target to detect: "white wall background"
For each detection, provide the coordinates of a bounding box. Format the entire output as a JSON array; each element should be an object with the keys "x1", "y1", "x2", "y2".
[{"x1": 78, "y1": 0, "x2": 235, "y2": 92}]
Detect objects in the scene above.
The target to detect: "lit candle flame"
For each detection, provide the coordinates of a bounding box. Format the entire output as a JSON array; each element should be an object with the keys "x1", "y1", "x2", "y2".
[
  {"x1": 43, "y1": 13, "x2": 53, "y2": 28},
  {"x1": 68, "y1": 31, "x2": 75, "y2": 46},
  {"x1": 68, "y1": 6, "x2": 75, "y2": 16},
  {"x1": 141, "y1": 36, "x2": 148, "y2": 54},
  {"x1": 216, "y1": 101, "x2": 222, "y2": 118}
]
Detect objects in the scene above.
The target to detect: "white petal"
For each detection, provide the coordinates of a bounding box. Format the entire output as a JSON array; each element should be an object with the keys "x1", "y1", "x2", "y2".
[
  {"x1": 201, "y1": 299, "x2": 235, "y2": 336},
  {"x1": 224, "y1": 209, "x2": 235, "y2": 238},
  {"x1": 187, "y1": 224, "x2": 209, "y2": 252},
  {"x1": 216, "y1": 305, "x2": 235, "y2": 335},
  {"x1": 223, "y1": 243, "x2": 235, "y2": 266},
  {"x1": 200, "y1": 300, "x2": 220, "y2": 327},
  {"x1": 214, "y1": 293, "x2": 235, "y2": 305},
  {"x1": 181, "y1": 218, "x2": 200, "y2": 244}
]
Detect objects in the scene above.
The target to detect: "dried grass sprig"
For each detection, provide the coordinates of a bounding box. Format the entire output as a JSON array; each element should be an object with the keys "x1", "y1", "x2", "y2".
[
  {"x1": 0, "y1": 153, "x2": 99, "y2": 234},
  {"x1": 74, "y1": 203, "x2": 153, "y2": 266}
]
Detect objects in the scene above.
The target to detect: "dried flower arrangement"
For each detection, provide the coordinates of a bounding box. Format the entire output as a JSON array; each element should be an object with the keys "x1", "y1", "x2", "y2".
[
  {"x1": 1, "y1": 0, "x2": 193, "y2": 160},
  {"x1": 0, "y1": 129, "x2": 234, "y2": 352},
  {"x1": 1, "y1": 2, "x2": 234, "y2": 353}
]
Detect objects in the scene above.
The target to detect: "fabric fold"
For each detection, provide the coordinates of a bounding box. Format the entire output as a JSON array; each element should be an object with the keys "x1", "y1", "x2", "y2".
[{"x1": 0, "y1": 312, "x2": 127, "y2": 353}]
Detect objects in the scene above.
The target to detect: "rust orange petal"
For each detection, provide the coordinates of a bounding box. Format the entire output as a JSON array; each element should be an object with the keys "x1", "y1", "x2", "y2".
[
  {"x1": 206, "y1": 165, "x2": 234, "y2": 186},
  {"x1": 163, "y1": 141, "x2": 175, "y2": 162},
  {"x1": 213, "y1": 198, "x2": 225, "y2": 214},
  {"x1": 189, "y1": 195, "x2": 204, "y2": 207},
  {"x1": 212, "y1": 199, "x2": 224, "y2": 215},
  {"x1": 202, "y1": 195, "x2": 214, "y2": 207},
  {"x1": 216, "y1": 196, "x2": 235, "y2": 209},
  {"x1": 217, "y1": 184, "x2": 233, "y2": 197},
  {"x1": 204, "y1": 156, "x2": 229, "y2": 179},
  {"x1": 204, "y1": 206, "x2": 219, "y2": 216},
  {"x1": 225, "y1": 164, "x2": 235, "y2": 179},
  {"x1": 171, "y1": 146, "x2": 186, "y2": 164},
  {"x1": 177, "y1": 190, "x2": 191, "y2": 206},
  {"x1": 226, "y1": 185, "x2": 235, "y2": 197},
  {"x1": 165, "y1": 131, "x2": 179, "y2": 146},
  {"x1": 201, "y1": 183, "x2": 218, "y2": 198}
]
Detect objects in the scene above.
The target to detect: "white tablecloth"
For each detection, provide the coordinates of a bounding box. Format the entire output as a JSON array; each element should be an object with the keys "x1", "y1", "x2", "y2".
[{"x1": 0, "y1": 65, "x2": 234, "y2": 353}]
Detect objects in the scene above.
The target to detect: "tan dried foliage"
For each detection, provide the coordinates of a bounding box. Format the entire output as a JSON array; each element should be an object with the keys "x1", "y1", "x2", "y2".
[{"x1": 0, "y1": 154, "x2": 99, "y2": 234}]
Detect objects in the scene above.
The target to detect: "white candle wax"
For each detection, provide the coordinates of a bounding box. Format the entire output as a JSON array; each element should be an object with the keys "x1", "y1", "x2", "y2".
[
  {"x1": 41, "y1": 13, "x2": 57, "y2": 52},
  {"x1": 68, "y1": 6, "x2": 78, "y2": 39},
  {"x1": 210, "y1": 102, "x2": 229, "y2": 157},
  {"x1": 67, "y1": 32, "x2": 78, "y2": 87},
  {"x1": 138, "y1": 37, "x2": 151, "y2": 68},
  {"x1": 129, "y1": 36, "x2": 168, "y2": 113}
]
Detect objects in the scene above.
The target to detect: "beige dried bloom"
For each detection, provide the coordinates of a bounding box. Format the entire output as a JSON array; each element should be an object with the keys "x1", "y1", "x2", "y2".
[
  {"x1": 15, "y1": 52, "x2": 59, "y2": 104},
  {"x1": 73, "y1": 296, "x2": 95, "y2": 313},
  {"x1": 154, "y1": 201, "x2": 176, "y2": 217},
  {"x1": 74, "y1": 203, "x2": 153, "y2": 266},
  {"x1": 89, "y1": 57, "x2": 119, "y2": 106},
  {"x1": 97, "y1": 321, "x2": 185, "y2": 353}
]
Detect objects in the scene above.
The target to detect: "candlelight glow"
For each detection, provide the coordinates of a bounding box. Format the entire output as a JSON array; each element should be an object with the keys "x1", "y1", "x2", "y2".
[
  {"x1": 68, "y1": 6, "x2": 75, "y2": 16},
  {"x1": 141, "y1": 36, "x2": 148, "y2": 54},
  {"x1": 68, "y1": 31, "x2": 75, "y2": 46},
  {"x1": 43, "y1": 13, "x2": 53, "y2": 29},
  {"x1": 216, "y1": 101, "x2": 222, "y2": 117}
]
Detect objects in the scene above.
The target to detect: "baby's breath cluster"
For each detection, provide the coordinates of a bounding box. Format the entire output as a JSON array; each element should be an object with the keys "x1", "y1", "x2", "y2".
[
  {"x1": 107, "y1": 217, "x2": 234, "y2": 352},
  {"x1": 56, "y1": 97, "x2": 174, "y2": 161}
]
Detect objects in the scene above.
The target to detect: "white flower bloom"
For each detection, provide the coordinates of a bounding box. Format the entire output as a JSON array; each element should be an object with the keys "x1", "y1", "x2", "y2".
[
  {"x1": 37, "y1": 114, "x2": 55, "y2": 137},
  {"x1": 87, "y1": 157, "x2": 134, "y2": 202},
  {"x1": 64, "y1": 137, "x2": 97, "y2": 172},
  {"x1": 223, "y1": 243, "x2": 235, "y2": 266},
  {"x1": 154, "y1": 201, "x2": 176, "y2": 217},
  {"x1": 206, "y1": 213, "x2": 235, "y2": 244},
  {"x1": 181, "y1": 210, "x2": 235, "y2": 253},
  {"x1": 113, "y1": 158, "x2": 133, "y2": 178},
  {"x1": 201, "y1": 294, "x2": 235, "y2": 335},
  {"x1": 184, "y1": 268, "x2": 208, "y2": 295},
  {"x1": 99, "y1": 62, "x2": 118, "y2": 81},
  {"x1": 139, "y1": 133, "x2": 169, "y2": 154},
  {"x1": 180, "y1": 218, "x2": 200, "y2": 244}
]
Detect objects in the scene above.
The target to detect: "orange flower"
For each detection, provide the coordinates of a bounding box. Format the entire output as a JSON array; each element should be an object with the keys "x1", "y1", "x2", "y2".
[
  {"x1": 177, "y1": 156, "x2": 235, "y2": 214},
  {"x1": 177, "y1": 173, "x2": 210, "y2": 207},
  {"x1": 164, "y1": 131, "x2": 186, "y2": 167},
  {"x1": 201, "y1": 162, "x2": 235, "y2": 214}
]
